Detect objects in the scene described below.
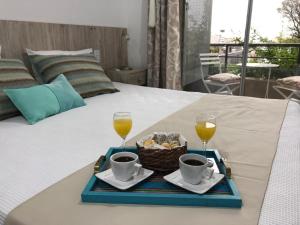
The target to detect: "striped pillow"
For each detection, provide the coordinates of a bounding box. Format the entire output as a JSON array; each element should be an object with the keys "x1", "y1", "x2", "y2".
[
  {"x1": 0, "y1": 59, "x2": 37, "y2": 120},
  {"x1": 29, "y1": 54, "x2": 118, "y2": 98}
]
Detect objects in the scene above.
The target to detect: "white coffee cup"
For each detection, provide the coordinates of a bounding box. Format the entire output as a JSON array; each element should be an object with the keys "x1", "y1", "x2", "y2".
[
  {"x1": 179, "y1": 154, "x2": 214, "y2": 185},
  {"x1": 110, "y1": 152, "x2": 142, "y2": 182}
]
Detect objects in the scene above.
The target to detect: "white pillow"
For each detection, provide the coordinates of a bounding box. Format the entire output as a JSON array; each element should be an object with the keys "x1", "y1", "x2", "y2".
[{"x1": 26, "y1": 48, "x2": 93, "y2": 56}]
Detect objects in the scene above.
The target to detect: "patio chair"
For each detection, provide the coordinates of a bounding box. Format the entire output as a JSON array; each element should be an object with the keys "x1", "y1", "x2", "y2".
[
  {"x1": 273, "y1": 76, "x2": 300, "y2": 103},
  {"x1": 199, "y1": 53, "x2": 240, "y2": 95}
]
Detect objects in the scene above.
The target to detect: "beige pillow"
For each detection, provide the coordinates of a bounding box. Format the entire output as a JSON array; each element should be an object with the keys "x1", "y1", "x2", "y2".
[
  {"x1": 0, "y1": 45, "x2": 1, "y2": 58},
  {"x1": 208, "y1": 73, "x2": 240, "y2": 84},
  {"x1": 277, "y1": 76, "x2": 300, "y2": 90}
]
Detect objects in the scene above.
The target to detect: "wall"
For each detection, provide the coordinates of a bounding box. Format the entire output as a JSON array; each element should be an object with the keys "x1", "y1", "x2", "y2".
[
  {"x1": 122, "y1": 0, "x2": 148, "y2": 69},
  {"x1": 0, "y1": 0, "x2": 148, "y2": 68}
]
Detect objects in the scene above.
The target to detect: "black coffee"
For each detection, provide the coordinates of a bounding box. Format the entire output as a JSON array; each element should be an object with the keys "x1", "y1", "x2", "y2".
[
  {"x1": 114, "y1": 156, "x2": 135, "y2": 162},
  {"x1": 183, "y1": 159, "x2": 204, "y2": 166}
]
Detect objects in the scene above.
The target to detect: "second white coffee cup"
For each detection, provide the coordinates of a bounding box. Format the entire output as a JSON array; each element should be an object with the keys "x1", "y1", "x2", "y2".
[
  {"x1": 179, "y1": 154, "x2": 214, "y2": 185},
  {"x1": 110, "y1": 152, "x2": 142, "y2": 182}
]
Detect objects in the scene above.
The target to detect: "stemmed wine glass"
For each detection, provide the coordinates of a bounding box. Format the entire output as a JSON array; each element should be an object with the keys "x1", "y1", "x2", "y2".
[
  {"x1": 113, "y1": 112, "x2": 132, "y2": 150},
  {"x1": 195, "y1": 113, "x2": 216, "y2": 165}
]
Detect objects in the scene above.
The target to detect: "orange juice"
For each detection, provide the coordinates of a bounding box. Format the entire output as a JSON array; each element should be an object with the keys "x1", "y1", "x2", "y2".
[
  {"x1": 113, "y1": 119, "x2": 132, "y2": 139},
  {"x1": 195, "y1": 121, "x2": 216, "y2": 143}
]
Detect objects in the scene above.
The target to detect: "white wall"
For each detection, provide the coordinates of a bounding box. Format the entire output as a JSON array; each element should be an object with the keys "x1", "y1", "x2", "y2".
[
  {"x1": 122, "y1": 0, "x2": 148, "y2": 69},
  {"x1": 0, "y1": 0, "x2": 148, "y2": 68}
]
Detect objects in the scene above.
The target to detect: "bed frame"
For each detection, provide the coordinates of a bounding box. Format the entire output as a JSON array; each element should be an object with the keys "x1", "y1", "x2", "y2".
[{"x1": 0, "y1": 20, "x2": 128, "y2": 70}]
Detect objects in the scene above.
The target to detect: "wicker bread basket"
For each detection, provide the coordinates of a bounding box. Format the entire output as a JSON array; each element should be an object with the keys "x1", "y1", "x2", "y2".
[{"x1": 136, "y1": 132, "x2": 187, "y2": 172}]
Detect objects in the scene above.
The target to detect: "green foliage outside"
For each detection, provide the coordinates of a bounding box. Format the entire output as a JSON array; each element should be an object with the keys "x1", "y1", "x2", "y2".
[
  {"x1": 209, "y1": 0, "x2": 300, "y2": 80},
  {"x1": 248, "y1": 0, "x2": 300, "y2": 78},
  {"x1": 249, "y1": 31, "x2": 299, "y2": 78},
  {"x1": 214, "y1": 30, "x2": 300, "y2": 79},
  {"x1": 249, "y1": 30, "x2": 299, "y2": 68}
]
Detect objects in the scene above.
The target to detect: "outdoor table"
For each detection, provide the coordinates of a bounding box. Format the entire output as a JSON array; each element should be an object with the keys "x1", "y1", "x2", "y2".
[{"x1": 237, "y1": 63, "x2": 279, "y2": 98}]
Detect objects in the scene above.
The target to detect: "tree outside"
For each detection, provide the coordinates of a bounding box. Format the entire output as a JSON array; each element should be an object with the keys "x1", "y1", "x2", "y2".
[{"x1": 278, "y1": 0, "x2": 300, "y2": 39}]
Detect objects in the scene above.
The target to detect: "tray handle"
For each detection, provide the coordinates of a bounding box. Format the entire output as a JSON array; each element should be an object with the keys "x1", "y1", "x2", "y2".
[
  {"x1": 94, "y1": 155, "x2": 106, "y2": 174},
  {"x1": 220, "y1": 152, "x2": 231, "y2": 178}
]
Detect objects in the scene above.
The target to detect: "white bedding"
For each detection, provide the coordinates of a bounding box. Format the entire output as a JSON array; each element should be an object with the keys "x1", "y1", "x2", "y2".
[
  {"x1": 259, "y1": 101, "x2": 300, "y2": 225},
  {"x1": 0, "y1": 83, "x2": 299, "y2": 225},
  {"x1": 0, "y1": 83, "x2": 202, "y2": 225}
]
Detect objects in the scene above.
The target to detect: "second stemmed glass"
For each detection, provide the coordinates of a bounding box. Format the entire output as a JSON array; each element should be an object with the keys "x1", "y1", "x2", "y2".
[{"x1": 195, "y1": 113, "x2": 217, "y2": 165}]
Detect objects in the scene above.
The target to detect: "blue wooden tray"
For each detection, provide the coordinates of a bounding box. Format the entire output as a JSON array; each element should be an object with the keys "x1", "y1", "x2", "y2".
[{"x1": 81, "y1": 147, "x2": 242, "y2": 208}]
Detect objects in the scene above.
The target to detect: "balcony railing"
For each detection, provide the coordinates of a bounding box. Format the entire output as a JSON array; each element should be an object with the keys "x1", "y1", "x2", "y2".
[{"x1": 210, "y1": 43, "x2": 300, "y2": 76}]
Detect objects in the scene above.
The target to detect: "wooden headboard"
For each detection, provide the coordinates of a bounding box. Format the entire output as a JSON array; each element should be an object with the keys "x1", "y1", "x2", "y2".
[{"x1": 0, "y1": 20, "x2": 128, "y2": 70}]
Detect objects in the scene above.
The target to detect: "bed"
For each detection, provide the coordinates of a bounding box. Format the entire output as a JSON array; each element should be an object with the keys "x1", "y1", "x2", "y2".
[
  {"x1": 0, "y1": 20, "x2": 299, "y2": 225},
  {"x1": 0, "y1": 82, "x2": 299, "y2": 225}
]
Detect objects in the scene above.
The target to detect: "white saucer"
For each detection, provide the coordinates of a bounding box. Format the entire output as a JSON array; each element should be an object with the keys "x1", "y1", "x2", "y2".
[
  {"x1": 95, "y1": 168, "x2": 154, "y2": 190},
  {"x1": 163, "y1": 170, "x2": 224, "y2": 194}
]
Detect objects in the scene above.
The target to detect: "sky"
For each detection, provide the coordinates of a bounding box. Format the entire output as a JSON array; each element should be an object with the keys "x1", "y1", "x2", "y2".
[{"x1": 211, "y1": 0, "x2": 290, "y2": 40}]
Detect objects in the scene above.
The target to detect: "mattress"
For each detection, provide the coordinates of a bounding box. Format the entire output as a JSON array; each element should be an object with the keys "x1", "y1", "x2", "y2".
[{"x1": 0, "y1": 83, "x2": 299, "y2": 225}]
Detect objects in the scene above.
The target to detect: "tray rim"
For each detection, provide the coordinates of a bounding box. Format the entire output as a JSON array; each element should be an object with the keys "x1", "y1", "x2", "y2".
[{"x1": 81, "y1": 147, "x2": 242, "y2": 208}]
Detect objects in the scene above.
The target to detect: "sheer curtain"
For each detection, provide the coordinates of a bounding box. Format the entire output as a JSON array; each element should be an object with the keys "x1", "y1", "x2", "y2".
[{"x1": 147, "y1": 0, "x2": 182, "y2": 90}]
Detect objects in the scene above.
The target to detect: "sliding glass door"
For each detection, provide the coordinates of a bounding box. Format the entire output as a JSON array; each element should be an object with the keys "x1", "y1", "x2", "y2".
[
  {"x1": 182, "y1": 0, "x2": 249, "y2": 93},
  {"x1": 182, "y1": 0, "x2": 299, "y2": 99}
]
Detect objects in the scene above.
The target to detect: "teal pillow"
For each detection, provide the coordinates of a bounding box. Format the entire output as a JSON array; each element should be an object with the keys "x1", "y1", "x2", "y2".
[{"x1": 4, "y1": 74, "x2": 86, "y2": 124}]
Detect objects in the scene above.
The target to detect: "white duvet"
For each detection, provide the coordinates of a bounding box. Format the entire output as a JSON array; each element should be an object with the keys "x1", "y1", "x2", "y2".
[{"x1": 0, "y1": 83, "x2": 299, "y2": 225}]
